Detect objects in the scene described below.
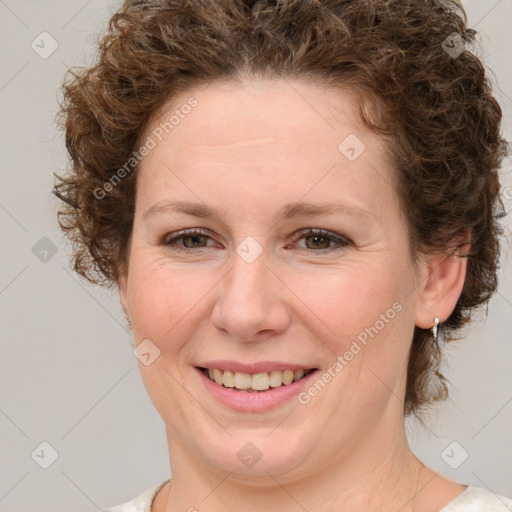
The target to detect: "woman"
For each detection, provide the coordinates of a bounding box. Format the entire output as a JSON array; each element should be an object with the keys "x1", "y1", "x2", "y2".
[{"x1": 54, "y1": 0, "x2": 511, "y2": 510}]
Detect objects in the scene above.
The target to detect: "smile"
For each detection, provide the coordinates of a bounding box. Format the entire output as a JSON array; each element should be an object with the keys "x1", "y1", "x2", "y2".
[{"x1": 200, "y1": 367, "x2": 315, "y2": 392}]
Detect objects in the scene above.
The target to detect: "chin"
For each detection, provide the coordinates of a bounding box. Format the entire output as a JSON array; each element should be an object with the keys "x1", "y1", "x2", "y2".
[{"x1": 196, "y1": 429, "x2": 314, "y2": 479}]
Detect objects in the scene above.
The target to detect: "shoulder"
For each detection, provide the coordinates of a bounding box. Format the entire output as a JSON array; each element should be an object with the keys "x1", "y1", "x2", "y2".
[
  {"x1": 439, "y1": 485, "x2": 512, "y2": 512},
  {"x1": 101, "y1": 479, "x2": 171, "y2": 512}
]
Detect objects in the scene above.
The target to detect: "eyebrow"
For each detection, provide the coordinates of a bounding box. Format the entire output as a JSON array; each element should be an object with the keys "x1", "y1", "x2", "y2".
[{"x1": 142, "y1": 199, "x2": 376, "y2": 223}]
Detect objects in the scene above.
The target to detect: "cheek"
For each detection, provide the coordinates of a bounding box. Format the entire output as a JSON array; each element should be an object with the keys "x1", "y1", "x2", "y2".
[
  {"x1": 293, "y1": 265, "x2": 400, "y2": 345},
  {"x1": 125, "y1": 254, "x2": 206, "y2": 419},
  {"x1": 286, "y1": 264, "x2": 412, "y2": 428},
  {"x1": 297, "y1": 263, "x2": 412, "y2": 390},
  {"x1": 126, "y1": 252, "x2": 202, "y2": 345}
]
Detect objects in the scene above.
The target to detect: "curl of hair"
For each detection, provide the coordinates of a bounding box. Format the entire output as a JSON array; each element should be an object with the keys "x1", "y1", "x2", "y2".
[{"x1": 54, "y1": 0, "x2": 509, "y2": 417}]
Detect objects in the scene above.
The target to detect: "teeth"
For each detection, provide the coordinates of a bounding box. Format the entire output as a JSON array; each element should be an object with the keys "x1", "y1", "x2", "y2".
[
  {"x1": 222, "y1": 370, "x2": 235, "y2": 388},
  {"x1": 252, "y1": 372, "x2": 270, "y2": 390},
  {"x1": 234, "y1": 372, "x2": 251, "y2": 389},
  {"x1": 269, "y1": 370, "x2": 283, "y2": 387},
  {"x1": 282, "y1": 370, "x2": 294, "y2": 385},
  {"x1": 213, "y1": 368, "x2": 223, "y2": 385},
  {"x1": 204, "y1": 367, "x2": 312, "y2": 391}
]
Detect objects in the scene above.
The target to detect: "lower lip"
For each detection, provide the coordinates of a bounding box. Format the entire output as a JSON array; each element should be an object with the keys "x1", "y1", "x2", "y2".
[{"x1": 196, "y1": 367, "x2": 319, "y2": 412}]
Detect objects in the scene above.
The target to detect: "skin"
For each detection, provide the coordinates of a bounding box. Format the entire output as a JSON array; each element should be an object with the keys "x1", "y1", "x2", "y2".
[{"x1": 119, "y1": 77, "x2": 468, "y2": 512}]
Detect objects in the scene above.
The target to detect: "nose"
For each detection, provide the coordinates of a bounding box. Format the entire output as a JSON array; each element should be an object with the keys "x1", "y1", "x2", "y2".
[{"x1": 210, "y1": 245, "x2": 291, "y2": 343}]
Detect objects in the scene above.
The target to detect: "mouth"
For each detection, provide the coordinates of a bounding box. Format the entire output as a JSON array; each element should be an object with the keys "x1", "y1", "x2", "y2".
[{"x1": 196, "y1": 366, "x2": 316, "y2": 392}]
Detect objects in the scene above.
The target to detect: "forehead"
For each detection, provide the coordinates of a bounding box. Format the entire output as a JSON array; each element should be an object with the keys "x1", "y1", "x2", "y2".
[
  {"x1": 135, "y1": 78, "x2": 399, "y2": 221},
  {"x1": 147, "y1": 77, "x2": 369, "y2": 150}
]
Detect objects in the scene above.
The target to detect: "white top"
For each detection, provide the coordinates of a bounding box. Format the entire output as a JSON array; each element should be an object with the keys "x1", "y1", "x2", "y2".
[{"x1": 102, "y1": 479, "x2": 512, "y2": 512}]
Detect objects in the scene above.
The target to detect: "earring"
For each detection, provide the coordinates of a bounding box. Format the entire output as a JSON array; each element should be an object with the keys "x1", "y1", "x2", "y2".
[
  {"x1": 431, "y1": 317, "x2": 440, "y2": 345},
  {"x1": 125, "y1": 313, "x2": 132, "y2": 329}
]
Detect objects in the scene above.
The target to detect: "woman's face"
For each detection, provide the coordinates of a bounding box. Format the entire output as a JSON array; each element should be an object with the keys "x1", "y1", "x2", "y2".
[{"x1": 120, "y1": 78, "x2": 429, "y2": 479}]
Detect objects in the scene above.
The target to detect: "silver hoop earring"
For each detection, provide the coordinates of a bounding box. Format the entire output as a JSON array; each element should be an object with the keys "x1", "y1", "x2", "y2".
[{"x1": 431, "y1": 317, "x2": 440, "y2": 345}]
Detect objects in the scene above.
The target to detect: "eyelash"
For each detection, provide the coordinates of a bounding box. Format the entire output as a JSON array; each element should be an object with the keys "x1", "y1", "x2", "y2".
[{"x1": 161, "y1": 228, "x2": 351, "y2": 253}]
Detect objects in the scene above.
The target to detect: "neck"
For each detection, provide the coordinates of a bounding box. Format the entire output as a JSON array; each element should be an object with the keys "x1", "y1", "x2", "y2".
[{"x1": 161, "y1": 421, "x2": 425, "y2": 512}]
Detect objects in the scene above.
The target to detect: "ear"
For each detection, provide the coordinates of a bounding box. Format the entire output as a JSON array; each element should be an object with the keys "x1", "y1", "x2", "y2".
[{"x1": 414, "y1": 230, "x2": 471, "y2": 329}]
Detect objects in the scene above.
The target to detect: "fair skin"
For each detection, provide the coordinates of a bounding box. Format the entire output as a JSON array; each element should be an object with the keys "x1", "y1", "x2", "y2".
[{"x1": 119, "y1": 77, "x2": 468, "y2": 512}]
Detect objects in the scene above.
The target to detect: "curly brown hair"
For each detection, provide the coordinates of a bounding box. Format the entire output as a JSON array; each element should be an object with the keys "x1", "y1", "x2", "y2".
[{"x1": 53, "y1": 0, "x2": 508, "y2": 417}]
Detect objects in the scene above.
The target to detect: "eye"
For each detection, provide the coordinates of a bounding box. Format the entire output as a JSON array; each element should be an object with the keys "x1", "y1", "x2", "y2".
[
  {"x1": 161, "y1": 228, "x2": 217, "y2": 252},
  {"x1": 288, "y1": 228, "x2": 351, "y2": 252},
  {"x1": 161, "y1": 228, "x2": 351, "y2": 253}
]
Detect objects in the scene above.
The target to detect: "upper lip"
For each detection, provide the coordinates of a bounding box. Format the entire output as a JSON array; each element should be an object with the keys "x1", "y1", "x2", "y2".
[{"x1": 196, "y1": 360, "x2": 317, "y2": 374}]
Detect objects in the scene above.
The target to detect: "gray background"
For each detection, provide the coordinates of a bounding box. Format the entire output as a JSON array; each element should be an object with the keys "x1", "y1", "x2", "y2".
[{"x1": 0, "y1": 1, "x2": 511, "y2": 511}]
